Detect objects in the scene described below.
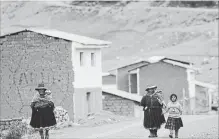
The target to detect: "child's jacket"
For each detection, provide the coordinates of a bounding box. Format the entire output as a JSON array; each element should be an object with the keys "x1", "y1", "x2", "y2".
[{"x1": 166, "y1": 101, "x2": 183, "y2": 118}]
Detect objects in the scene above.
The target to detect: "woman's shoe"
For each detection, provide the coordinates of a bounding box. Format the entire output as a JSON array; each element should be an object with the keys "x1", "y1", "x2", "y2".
[
  {"x1": 169, "y1": 134, "x2": 173, "y2": 138},
  {"x1": 148, "y1": 130, "x2": 155, "y2": 138},
  {"x1": 40, "y1": 134, "x2": 44, "y2": 139},
  {"x1": 45, "y1": 133, "x2": 49, "y2": 139},
  {"x1": 154, "y1": 130, "x2": 158, "y2": 137},
  {"x1": 39, "y1": 130, "x2": 44, "y2": 139},
  {"x1": 175, "y1": 129, "x2": 179, "y2": 138},
  {"x1": 45, "y1": 131, "x2": 49, "y2": 139},
  {"x1": 45, "y1": 134, "x2": 49, "y2": 139}
]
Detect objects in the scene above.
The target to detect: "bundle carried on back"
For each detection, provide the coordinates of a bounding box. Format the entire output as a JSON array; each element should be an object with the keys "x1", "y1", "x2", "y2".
[{"x1": 31, "y1": 90, "x2": 53, "y2": 109}]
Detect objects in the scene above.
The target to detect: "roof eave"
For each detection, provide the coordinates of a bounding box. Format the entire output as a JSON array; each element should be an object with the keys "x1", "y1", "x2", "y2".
[
  {"x1": 108, "y1": 60, "x2": 148, "y2": 72},
  {"x1": 193, "y1": 80, "x2": 218, "y2": 89},
  {"x1": 0, "y1": 28, "x2": 112, "y2": 46},
  {"x1": 163, "y1": 59, "x2": 199, "y2": 71},
  {"x1": 75, "y1": 44, "x2": 110, "y2": 49},
  {"x1": 0, "y1": 28, "x2": 28, "y2": 38}
]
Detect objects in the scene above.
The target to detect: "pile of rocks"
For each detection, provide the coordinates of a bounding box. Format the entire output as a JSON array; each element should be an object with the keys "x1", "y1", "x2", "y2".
[
  {"x1": 53, "y1": 106, "x2": 73, "y2": 129},
  {"x1": 0, "y1": 118, "x2": 22, "y2": 131}
]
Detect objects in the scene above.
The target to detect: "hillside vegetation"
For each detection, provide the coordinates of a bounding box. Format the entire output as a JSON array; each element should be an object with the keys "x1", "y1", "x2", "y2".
[{"x1": 1, "y1": 1, "x2": 218, "y2": 84}]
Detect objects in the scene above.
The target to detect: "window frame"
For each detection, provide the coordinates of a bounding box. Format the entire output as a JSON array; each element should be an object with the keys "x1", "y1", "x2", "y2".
[
  {"x1": 91, "y1": 52, "x2": 96, "y2": 67},
  {"x1": 80, "y1": 52, "x2": 84, "y2": 66}
]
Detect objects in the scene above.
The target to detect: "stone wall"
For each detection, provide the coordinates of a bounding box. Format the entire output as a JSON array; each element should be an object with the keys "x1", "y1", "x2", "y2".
[
  {"x1": 0, "y1": 118, "x2": 22, "y2": 131},
  {"x1": 102, "y1": 92, "x2": 136, "y2": 116},
  {"x1": 0, "y1": 31, "x2": 74, "y2": 119}
]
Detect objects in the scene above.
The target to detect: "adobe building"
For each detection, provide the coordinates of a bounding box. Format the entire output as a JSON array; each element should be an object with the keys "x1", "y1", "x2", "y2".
[{"x1": 0, "y1": 28, "x2": 111, "y2": 122}]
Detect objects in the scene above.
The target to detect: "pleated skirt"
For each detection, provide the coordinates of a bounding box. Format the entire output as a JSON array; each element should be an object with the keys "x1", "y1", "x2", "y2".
[{"x1": 165, "y1": 117, "x2": 183, "y2": 130}]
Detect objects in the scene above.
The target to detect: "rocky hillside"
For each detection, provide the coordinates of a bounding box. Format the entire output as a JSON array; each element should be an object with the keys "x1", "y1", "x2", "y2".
[{"x1": 1, "y1": 1, "x2": 218, "y2": 84}]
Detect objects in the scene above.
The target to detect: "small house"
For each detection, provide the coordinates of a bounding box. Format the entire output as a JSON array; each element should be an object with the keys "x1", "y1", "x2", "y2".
[
  {"x1": 0, "y1": 28, "x2": 111, "y2": 122},
  {"x1": 110, "y1": 56, "x2": 199, "y2": 114}
]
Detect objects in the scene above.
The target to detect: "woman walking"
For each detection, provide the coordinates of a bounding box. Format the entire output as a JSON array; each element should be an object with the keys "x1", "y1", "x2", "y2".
[
  {"x1": 140, "y1": 85, "x2": 166, "y2": 138},
  {"x1": 30, "y1": 83, "x2": 57, "y2": 139},
  {"x1": 164, "y1": 94, "x2": 183, "y2": 138}
]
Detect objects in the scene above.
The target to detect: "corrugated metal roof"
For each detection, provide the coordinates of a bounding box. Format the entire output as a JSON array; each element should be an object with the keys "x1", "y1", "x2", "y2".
[
  {"x1": 109, "y1": 60, "x2": 148, "y2": 71},
  {"x1": 109, "y1": 55, "x2": 195, "y2": 72},
  {"x1": 0, "y1": 28, "x2": 111, "y2": 45},
  {"x1": 127, "y1": 59, "x2": 199, "y2": 72},
  {"x1": 163, "y1": 59, "x2": 200, "y2": 71},
  {"x1": 128, "y1": 63, "x2": 149, "y2": 72}
]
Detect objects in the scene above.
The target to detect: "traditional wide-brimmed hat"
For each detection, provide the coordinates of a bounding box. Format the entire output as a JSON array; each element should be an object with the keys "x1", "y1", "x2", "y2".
[
  {"x1": 35, "y1": 83, "x2": 47, "y2": 91},
  {"x1": 145, "y1": 85, "x2": 157, "y2": 91}
]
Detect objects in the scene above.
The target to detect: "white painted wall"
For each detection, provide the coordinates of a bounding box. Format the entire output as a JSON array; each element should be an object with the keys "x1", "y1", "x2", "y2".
[
  {"x1": 72, "y1": 42, "x2": 102, "y2": 88},
  {"x1": 187, "y1": 69, "x2": 196, "y2": 98},
  {"x1": 137, "y1": 69, "x2": 140, "y2": 95},
  {"x1": 187, "y1": 69, "x2": 196, "y2": 113}
]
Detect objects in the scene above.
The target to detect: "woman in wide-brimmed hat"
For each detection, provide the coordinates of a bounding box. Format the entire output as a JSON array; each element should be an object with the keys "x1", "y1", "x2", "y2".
[
  {"x1": 140, "y1": 85, "x2": 166, "y2": 138},
  {"x1": 30, "y1": 83, "x2": 56, "y2": 139}
]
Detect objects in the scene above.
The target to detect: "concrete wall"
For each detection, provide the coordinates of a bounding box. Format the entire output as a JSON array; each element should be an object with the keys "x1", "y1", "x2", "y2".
[
  {"x1": 195, "y1": 85, "x2": 209, "y2": 113},
  {"x1": 72, "y1": 45, "x2": 102, "y2": 88},
  {"x1": 102, "y1": 75, "x2": 116, "y2": 85},
  {"x1": 138, "y1": 61, "x2": 189, "y2": 112},
  {"x1": 117, "y1": 62, "x2": 148, "y2": 92},
  {"x1": 0, "y1": 31, "x2": 74, "y2": 119},
  {"x1": 74, "y1": 88, "x2": 102, "y2": 122},
  {"x1": 71, "y1": 44, "x2": 103, "y2": 121}
]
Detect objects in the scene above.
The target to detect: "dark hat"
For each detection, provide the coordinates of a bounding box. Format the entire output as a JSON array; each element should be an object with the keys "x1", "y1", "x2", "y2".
[
  {"x1": 145, "y1": 85, "x2": 157, "y2": 91},
  {"x1": 35, "y1": 83, "x2": 47, "y2": 91},
  {"x1": 170, "y1": 94, "x2": 178, "y2": 100}
]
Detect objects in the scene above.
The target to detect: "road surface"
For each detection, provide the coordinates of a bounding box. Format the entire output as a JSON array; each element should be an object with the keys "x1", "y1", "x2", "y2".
[{"x1": 50, "y1": 115, "x2": 218, "y2": 139}]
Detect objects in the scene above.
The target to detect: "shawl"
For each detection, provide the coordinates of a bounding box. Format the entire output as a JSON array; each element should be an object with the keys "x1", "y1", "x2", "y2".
[{"x1": 31, "y1": 93, "x2": 53, "y2": 109}]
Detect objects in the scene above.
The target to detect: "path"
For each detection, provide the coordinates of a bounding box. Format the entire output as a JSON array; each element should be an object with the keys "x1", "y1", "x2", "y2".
[{"x1": 50, "y1": 115, "x2": 218, "y2": 139}]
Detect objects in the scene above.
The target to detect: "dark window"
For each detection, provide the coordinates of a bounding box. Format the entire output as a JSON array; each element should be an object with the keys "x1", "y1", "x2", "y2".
[
  {"x1": 91, "y1": 53, "x2": 96, "y2": 66},
  {"x1": 80, "y1": 52, "x2": 84, "y2": 66},
  {"x1": 87, "y1": 92, "x2": 91, "y2": 114}
]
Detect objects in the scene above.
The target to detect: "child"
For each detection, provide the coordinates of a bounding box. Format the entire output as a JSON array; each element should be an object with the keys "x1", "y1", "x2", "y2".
[
  {"x1": 32, "y1": 90, "x2": 53, "y2": 103},
  {"x1": 156, "y1": 90, "x2": 167, "y2": 108},
  {"x1": 31, "y1": 89, "x2": 53, "y2": 109},
  {"x1": 164, "y1": 94, "x2": 183, "y2": 138}
]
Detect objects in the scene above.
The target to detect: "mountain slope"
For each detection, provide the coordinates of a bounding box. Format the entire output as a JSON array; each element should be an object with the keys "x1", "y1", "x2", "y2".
[{"x1": 1, "y1": 1, "x2": 218, "y2": 84}]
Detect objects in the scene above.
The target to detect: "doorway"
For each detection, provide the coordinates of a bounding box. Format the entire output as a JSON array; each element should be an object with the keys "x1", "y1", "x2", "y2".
[
  {"x1": 86, "y1": 92, "x2": 91, "y2": 115},
  {"x1": 130, "y1": 73, "x2": 138, "y2": 94}
]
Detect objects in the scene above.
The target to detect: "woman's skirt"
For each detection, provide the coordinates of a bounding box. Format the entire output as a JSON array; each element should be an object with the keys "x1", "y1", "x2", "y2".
[
  {"x1": 143, "y1": 108, "x2": 166, "y2": 129},
  {"x1": 30, "y1": 105, "x2": 57, "y2": 129},
  {"x1": 165, "y1": 117, "x2": 183, "y2": 130}
]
